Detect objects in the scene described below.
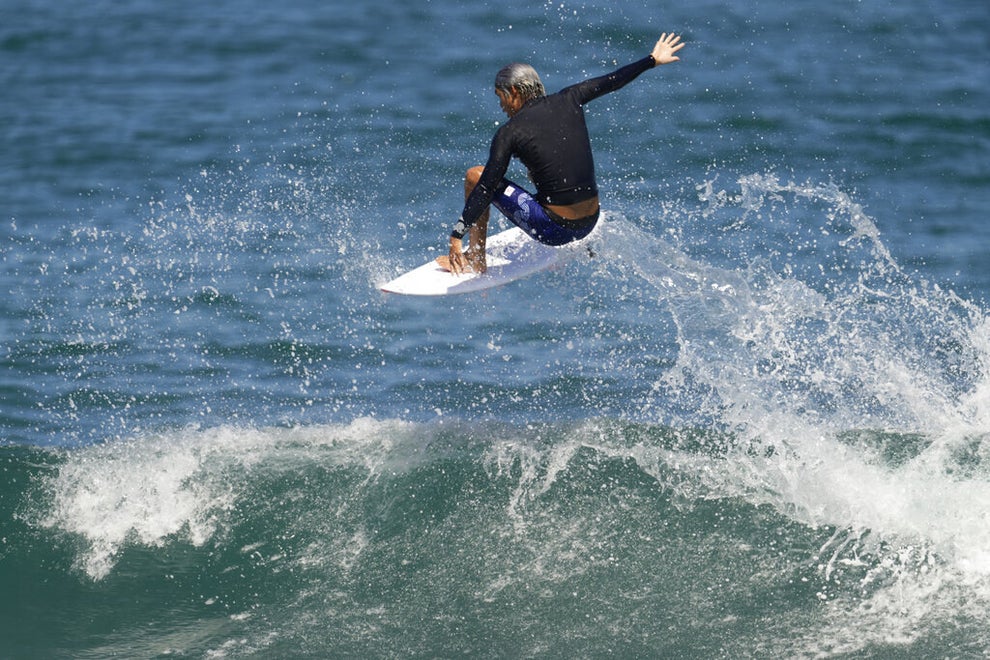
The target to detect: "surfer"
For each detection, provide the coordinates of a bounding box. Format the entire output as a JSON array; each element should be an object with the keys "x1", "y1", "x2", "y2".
[{"x1": 439, "y1": 33, "x2": 685, "y2": 275}]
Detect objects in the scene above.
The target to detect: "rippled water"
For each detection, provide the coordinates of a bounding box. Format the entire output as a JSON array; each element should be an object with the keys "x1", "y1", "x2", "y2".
[{"x1": 2, "y1": 0, "x2": 989, "y2": 656}]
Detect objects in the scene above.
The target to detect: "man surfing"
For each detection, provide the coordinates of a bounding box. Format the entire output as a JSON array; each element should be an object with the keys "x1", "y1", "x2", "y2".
[{"x1": 439, "y1": 33, "x2": 685, "y2": 275}]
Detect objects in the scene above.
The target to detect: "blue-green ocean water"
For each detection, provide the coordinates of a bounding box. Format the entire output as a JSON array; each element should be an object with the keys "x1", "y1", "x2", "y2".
[{"x1": 3, "y1": 0, "x2": 990, "y2": 657}]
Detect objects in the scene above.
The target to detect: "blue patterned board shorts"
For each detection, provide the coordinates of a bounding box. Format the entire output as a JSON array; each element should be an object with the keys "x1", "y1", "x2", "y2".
[{"x1": 492, "y1": 180, "x2": 599, "y2": 246}]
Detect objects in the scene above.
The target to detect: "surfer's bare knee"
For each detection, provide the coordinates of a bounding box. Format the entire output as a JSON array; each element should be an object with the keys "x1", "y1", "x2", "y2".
[{"x1": 465, "y1": 166, "x2": 484, "y2": 193}]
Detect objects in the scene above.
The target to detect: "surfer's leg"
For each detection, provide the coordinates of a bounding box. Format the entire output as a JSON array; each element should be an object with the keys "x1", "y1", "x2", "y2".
[
  {"x1": 464, "y1": 166, "x2": 488, "y2": 273},
  {"x1": 436, "y1": 166, "x2": 489, "y2": 273}
]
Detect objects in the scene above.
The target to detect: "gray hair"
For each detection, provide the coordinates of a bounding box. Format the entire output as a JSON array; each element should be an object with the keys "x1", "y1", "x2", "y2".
[{"x1": 494, "y1": 63, "x2": 545, "y2": 101}]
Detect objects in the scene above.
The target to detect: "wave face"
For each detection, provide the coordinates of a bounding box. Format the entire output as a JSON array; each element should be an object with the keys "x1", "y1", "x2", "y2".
[{"x1": 6, "y1": 413, "x2": 990, "y2": 657}]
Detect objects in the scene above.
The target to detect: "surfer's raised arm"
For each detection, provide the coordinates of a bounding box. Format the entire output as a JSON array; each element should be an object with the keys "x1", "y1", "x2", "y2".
[{"x1": 439, "y1": 33, "x2": 686, "y2": 277}]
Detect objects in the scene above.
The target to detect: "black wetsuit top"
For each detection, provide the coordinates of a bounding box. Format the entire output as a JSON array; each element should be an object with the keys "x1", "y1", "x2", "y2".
[{"x1": 454, "y1": 55, "x2": 656, "y2": 239}]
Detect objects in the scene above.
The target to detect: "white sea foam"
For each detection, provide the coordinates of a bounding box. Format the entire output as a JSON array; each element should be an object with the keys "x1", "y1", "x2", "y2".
[
  {"x1": 40, "y1": 418, "x2": 424, "y2": 580},
  {"x1": 583, "y1": 177, "x2": 990, "y2": 652}
]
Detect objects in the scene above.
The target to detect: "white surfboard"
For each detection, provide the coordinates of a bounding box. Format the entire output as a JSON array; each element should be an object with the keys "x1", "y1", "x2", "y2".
[{"x1": 380, "y1": 226, "x2": 593, "y2": 296}]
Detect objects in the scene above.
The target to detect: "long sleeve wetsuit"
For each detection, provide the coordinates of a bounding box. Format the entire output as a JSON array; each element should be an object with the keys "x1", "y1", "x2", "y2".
[{"x1": 452, "y1": 55, "x2": 656, "y2": 240}]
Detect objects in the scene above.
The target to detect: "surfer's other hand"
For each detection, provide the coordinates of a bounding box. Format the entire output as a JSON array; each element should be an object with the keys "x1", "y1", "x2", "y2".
[{"x1": 447, "y1": 237, "x2": 467, "y2": 275}]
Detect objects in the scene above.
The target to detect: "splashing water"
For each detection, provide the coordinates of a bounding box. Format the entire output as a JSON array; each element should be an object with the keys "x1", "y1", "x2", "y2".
[{"x1": 592, "y1": 175, "x2": 990, "y2": 638}]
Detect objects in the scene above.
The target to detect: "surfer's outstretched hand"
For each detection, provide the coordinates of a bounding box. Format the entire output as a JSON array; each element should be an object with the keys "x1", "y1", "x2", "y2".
[{"x1": 651, "y1": 33, "x2": 685, "y2": 66}]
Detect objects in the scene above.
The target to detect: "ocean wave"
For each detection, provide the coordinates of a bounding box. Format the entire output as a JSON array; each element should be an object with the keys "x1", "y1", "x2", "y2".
[{"x1": 5, "y1": 411, "x2": 990, "y2": 656}]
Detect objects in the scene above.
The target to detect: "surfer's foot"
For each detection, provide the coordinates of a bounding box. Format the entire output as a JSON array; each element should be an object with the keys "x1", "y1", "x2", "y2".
[{"x1": 436, "y1": 251, "x2": 487, "y2": 274}]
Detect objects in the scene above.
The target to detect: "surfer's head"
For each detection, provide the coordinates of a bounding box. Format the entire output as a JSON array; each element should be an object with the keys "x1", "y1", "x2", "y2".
[{"x1": 495, "y1": 63, "x2": 545, "y2": 102}]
